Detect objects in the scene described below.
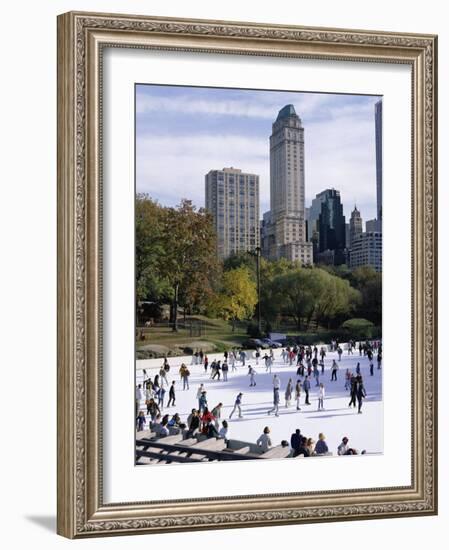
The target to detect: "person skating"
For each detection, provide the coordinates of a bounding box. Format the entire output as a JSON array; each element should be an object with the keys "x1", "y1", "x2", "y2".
[
  {"x1": 222, "y1": 361, "x2": 229, "y2": 381},
  {"x1": 369, "y1": 358, "x2": 374, "y2": 376},
  {"x1": 348, "y1": 375, "x2": 357, "y2": 408},
  {"x1": 167, "y1": 380, "x2": 176, "y2": 407},
  {"x1": 285, "y1": 378, "x2": 293, "y2": 408},
  {"x1": 229, "y1": 392, "x2": 243, "y2": 419},
  {"x1": 264, "y1": 353, "x2": 271, "y2": 373},
  {"x1": 159, "y1": 365, "x2": 168, "y2": 388},
  {"x1": 337, "y1": 345, "x2": 343, "y2": 361},
  {"x1": 296, "y1": 362, "x2": 305, "y2": 378},
  {"x1": 256, "y1": 426, "x2": 272, "y2": 453},
  {"x1": 295, "y1": 379, "x2": 302, "y2": 410},
  {"x1": 303, "y1": 376, "x2": 311, "y2": 405},
  {"x1": 180, "y1": 364, "x2": 190, "y2": 390},
  {"x1": 313, "y1": 360, "x2": 320, "y2": 386},
  {"x1": 196, "y1": 384, "x2": 206, "y2": 410},
  {"x1": 212, "y1": 360, "x2": 221, "y2": 380},
  {"x1": 331, "y1": 360, "x2": 339, "y2": 381},
  {"x1": 248, "y1": 365, "x2": 257, "y2": 386},
  {"x1": 344, "y1": 368, "x2": 352, "y2": 390},
  {"x1": 356, "y1": 376, "x2": 367, "y2": 413},
  {"x1": 156, "y1": 385, "x2": 166, "y2": 409},
  {"x1": 268, "y1": 387, "x2": 280, "y2": 416},
  {"x1": 317, "y1": 382, "x2": 325, "y2": 410},
  {"x1": 377, "y1": 350, "x2": 382, "y2": 369}
]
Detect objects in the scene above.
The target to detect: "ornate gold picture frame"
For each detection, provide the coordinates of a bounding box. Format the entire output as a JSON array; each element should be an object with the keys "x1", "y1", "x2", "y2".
[{"x1": 57, "y1": 11, "x2": 437, "y2": 538}]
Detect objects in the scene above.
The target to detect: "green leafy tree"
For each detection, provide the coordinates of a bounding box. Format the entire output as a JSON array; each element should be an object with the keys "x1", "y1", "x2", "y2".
[
  {"x1": 341, "y1": 318, "x2": 375, "y2": 339},
  {"x1": 313, "y1": 269, "x2": 360, "y2": 329},
  {"x1": 135, "y1": 195, "x2": 171, "y2": 304},
  {"x1": 159, "y1": 199, "x2": 218, "y2": 331},
  {"x1": 270, "y1": 268, "x2": 320, "y2": 330},
  {"x1": 352, "y1": 266, "x2": 382, "y2": 325}
]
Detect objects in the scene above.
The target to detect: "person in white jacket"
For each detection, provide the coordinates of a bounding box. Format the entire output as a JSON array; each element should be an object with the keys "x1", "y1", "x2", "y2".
[
  {"x1": 256, "y1": 427, "x2": 272, "y2": 453},
  {"x1": 318, "y1": 382, "x2": 325, "y2": 410},
  {"x1": 273, "y1": 374, "x2": 281, "y2": 390}
]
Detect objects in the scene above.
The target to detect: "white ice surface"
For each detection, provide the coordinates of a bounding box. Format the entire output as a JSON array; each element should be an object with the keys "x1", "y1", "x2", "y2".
[{"x1": 136, "y1": 346, "x2": 383, "y2": 456}]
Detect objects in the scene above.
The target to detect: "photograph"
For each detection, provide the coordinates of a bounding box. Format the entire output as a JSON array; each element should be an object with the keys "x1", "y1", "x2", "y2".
[{"x1": 135, "y1": 84, "x2": 384, "y2": 465}]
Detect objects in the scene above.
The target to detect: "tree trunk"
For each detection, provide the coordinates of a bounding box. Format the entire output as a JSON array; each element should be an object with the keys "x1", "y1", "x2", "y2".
[
  {"x1": 231, "y1": 318, "x2": 236, "y2": 332},
  {"x1": 172, "y1": 283, "x2": 179, "y2": 332}
]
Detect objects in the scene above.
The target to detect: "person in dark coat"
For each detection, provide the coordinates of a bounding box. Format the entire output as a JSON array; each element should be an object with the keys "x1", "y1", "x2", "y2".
[
  {"x1": 348, "y1": 375, "x2": 357, "y2": 408},
  {"x1": 167, "y1": 381, "x2": 176, "y2": 407},
  {"x1": 297, "y1": 436, "x2": 310, "y2": 457},
  {"x1": 290, "y1": 429, "x2": 302, "y2": 457},
  {"x1": 356, "y1": 376, "x2": 367, "y2": 413}
]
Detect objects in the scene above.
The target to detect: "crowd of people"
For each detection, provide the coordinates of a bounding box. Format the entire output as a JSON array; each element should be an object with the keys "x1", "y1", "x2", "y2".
[{"x1": 136, "y1": 339, "x2": 382, "y2": 459}]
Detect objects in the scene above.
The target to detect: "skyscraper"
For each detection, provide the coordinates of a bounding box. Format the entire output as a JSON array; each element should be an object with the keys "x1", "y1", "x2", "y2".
[
  {"x1": 261, "y1": 105, "x2": 313, "y2": 264},
  {"x1": 349, "y1": 206, "x2": 363, "y2": 248},
  {"x1": 375, "y1": 100, "x2": 382, "y2": 223},
  {"x1": 316, "y1": 189, "x2": 346, "y2": 265},
  {"x1": 205, "y1": 167, "x2": 260, "y2": 259}
]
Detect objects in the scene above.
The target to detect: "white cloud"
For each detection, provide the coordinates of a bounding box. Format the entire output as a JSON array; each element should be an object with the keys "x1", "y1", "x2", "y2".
[
  {"x1": 136, "y1": 92, "x2": 379, "y2": 222},
  {"x1": 136, "y1": 134, "x2": 271, "y2": 211},
  {"x1": 135, "y1": 88, "x2": 364, "y2": 123}
]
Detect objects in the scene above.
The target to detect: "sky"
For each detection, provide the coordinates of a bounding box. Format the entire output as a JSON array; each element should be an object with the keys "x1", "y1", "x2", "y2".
[{"x1": 136, "y1": 84, "x2": 381, "y2": 223}]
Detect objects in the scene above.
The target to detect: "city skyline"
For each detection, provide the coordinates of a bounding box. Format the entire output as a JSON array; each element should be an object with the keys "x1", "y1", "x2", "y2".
[{"x1": 136, "y1": 84, "x2": 381, "y2": 222}]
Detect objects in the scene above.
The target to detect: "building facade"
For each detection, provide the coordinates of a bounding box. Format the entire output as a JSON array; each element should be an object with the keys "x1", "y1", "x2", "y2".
[
  {"x1": 349, "y1": 231, "x2": 382, "y2": 272},
  {"x1": 261, "y1": 105, "x2": 313, "y2": 265},
  {"x1": 205, "y1": 167, "x2": 260, "y2": 259},
  {"x1": 375, "y1": 100, "x2": 383, "y2": 223},
  {"x1": 314, "y1": 189, "x2": 346, "y2": 266},
  {"x1": 349, "y1": 206, "x2": 363, "y2": 248}
]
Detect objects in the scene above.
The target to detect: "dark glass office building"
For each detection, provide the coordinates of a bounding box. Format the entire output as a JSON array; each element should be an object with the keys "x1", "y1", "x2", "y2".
[{"x1": 317, "y1": 189, "x2": 346, "y2": 266}]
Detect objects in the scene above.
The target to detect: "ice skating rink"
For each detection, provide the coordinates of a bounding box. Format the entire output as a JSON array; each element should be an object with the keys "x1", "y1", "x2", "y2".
[{"x1": 136, "y1": 347, "x2": 383, "y2": 456}]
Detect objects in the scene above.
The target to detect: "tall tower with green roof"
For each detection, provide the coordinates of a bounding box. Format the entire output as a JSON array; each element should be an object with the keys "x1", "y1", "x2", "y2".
[{"x1": 262, "y1": 105, "x2": 313, "y2": 265}]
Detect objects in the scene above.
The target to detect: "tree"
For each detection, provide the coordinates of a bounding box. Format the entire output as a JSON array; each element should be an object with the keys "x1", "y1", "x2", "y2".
[
  {"x1": 259, "y1": 258, "x2": 300, "y2": 325},
  {"x1": 135, "y1": 195, "x2": 218, "y2": 330},
  {"x1": 352, "y1": 266, "x2": 382, "y2": 325},
  {"x1": 313, "y1": 269, "x2": 360, "y2": 329},
  {"x1": 270, "y1": 268, "x2": 320, "y2": 330},
  {"x1": 160, "y1": 199, "x2": 218, "y2": 331},
  {"x1": 135, "y1": 195, "x2": 171, "y2": 303},
  {"x1": 341, "y1": 318, "x2": 375, "y2": 340},
  {"x1": 209, "y1": 267, "x2": 257, "y2": 331}
]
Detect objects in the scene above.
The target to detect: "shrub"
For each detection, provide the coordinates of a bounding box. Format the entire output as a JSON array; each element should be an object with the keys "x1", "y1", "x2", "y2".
[{"x1": 341, "y1": 318, "x2": 375, "y2": 340}]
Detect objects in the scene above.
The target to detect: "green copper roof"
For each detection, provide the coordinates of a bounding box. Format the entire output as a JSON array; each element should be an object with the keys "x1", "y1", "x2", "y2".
[{"x1": 276, "y1": 104, "x2": 297, "y2": 120}]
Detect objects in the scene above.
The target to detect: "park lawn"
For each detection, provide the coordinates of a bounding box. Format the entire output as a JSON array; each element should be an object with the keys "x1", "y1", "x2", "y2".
[{"x1": 136, "y1": 315, "x2": 248, "y2": 356}]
